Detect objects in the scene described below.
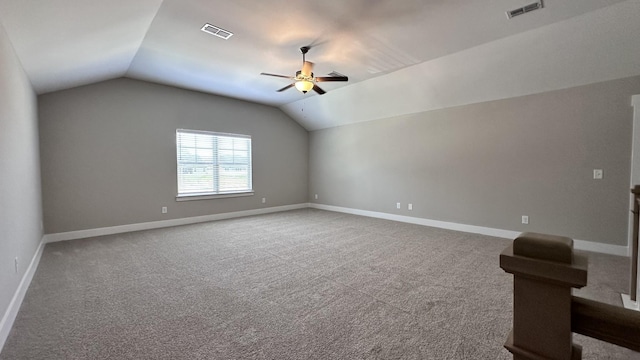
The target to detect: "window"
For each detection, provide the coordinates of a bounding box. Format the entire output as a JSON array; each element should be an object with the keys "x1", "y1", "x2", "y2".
[{"x1": 176, "y1": 129, "x2": 252, "y2": 199}]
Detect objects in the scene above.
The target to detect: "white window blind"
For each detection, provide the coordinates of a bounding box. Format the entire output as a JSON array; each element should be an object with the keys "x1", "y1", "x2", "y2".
[{"x1": 176, "y1": 129, "x2": 252, "y2": 197}]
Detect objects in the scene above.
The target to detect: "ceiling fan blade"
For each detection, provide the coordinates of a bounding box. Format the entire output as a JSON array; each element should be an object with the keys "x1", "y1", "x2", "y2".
[
  {"x1": 260, "y1": 72, "x2": 294, "y2": 79},
  {"x1": 277, "y1": 84, "x2": 295, "y2": 92},
  {"x1": 312, "y1": 84, "x2": 326, "y2": 95},
  {"x1": 304, "y1": 38, "x2": 329, "y2": 50},
  {"x1": 301, "y1": 61, "x2": 314, "y2": 77},
  {"x1": 315, "y1": 76, "x2": 349, "y2": 82}
]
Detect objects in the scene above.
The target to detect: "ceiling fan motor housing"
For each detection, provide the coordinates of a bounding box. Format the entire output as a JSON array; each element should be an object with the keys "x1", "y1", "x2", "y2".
[{"x1": 295, "y1": 70, "x2": 314, "y2": 81}]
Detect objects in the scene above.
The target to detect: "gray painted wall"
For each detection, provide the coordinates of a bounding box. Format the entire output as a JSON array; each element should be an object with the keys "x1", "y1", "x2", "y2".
[
  {"x1": 0, "y1": 23, "x2": 42, "y2": 324},
  {"x1": 309, "y1": 76, "x2": 640, "y2": 246},
  {"x1": 39, "y1": 78, "x2": 308, "y2": 234}
]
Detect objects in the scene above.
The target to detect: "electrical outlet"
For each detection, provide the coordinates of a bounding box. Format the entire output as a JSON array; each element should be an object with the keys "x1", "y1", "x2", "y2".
[
  {"x1": 593, "y1": 169, "x2": 603, "y2": 179},
  {"x1": 314, "y1": 194, "x2": 318, "y2": 200},
  {"x1": 396, "y1": 202, "x2": 401, "y2": 209},
  {"x1": 522, "y1": 215, "x2": 529, "y2": 224},
  {"x1": 262, "y1": 197, "x2": 266, "y2": 204},
  {"x1": 14, "y1": 257, "x2": 18, "y2": 273},
  {"x1": 408, "y1": 203, "x2": 413, "y2": 211},
  {"x1": 161, "y1": 206, "x2": 167, "y2": 214}
]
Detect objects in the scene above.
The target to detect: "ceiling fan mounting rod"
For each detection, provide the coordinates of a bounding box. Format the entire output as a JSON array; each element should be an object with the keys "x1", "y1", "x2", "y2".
[{"x1": 300, "y1": 46, "x2": 310, "y2": 63}]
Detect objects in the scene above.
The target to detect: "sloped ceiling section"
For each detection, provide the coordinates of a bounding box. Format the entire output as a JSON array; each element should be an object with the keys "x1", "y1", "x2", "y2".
[
  {"x1": 0, "y1": 0, "x2": 636, "y2": 130},
  {"x1": 0, "y1": 0, "x2": 163, "y2": 93},
  {"x1": 282, "y1": 0, "x2": 640, "y2": 130}
]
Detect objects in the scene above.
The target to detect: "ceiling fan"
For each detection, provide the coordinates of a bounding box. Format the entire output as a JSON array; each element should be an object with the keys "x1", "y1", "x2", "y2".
[{"x1": 260, "y1": 46, "x2": 348, "y2": 95}]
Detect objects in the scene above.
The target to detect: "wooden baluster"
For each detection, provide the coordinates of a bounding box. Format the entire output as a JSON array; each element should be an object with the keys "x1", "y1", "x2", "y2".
[{"x1": 631, "y1": 185, "x2": 640, "y2": 302}]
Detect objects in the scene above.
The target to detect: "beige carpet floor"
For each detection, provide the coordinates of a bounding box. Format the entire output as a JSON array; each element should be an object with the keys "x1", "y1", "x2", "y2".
[{"x1": 1, "y1": 209, "x2": 638, "y2": 359}]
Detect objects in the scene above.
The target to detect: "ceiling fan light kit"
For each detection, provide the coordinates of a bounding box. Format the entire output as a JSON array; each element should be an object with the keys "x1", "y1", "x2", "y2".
[
  {"x1": 295, "y1": 80, "x2": 314, "y2": 93},
  {"x1": 261, "y1": 46, "x2": 348, "y2": 95}
]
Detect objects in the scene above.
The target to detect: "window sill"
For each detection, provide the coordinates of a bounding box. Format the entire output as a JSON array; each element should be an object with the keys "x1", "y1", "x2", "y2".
[{"x1": 176, "y1": 191, "x2": 254, "y2": 202}]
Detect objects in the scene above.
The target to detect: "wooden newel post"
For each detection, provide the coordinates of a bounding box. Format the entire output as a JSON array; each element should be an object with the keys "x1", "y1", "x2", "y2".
[{"x1": 500, "y1": 232, "x2": 588, "y2": 360}]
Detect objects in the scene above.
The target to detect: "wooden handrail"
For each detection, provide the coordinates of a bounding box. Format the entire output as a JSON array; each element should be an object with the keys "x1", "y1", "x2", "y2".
[{"x1": 571, "y1": 296, "x2": 640, "y2": 352}]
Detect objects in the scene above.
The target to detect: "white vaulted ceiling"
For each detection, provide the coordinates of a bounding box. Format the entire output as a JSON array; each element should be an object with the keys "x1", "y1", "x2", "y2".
[{"x1": 0, "y1": 0, "x2": 638, "y2": 130}]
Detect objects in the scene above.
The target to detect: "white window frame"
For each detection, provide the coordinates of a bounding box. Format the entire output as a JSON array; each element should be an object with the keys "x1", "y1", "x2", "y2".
[{"x1": 176, "y1": 129, "x2": 253, "y2": 201}]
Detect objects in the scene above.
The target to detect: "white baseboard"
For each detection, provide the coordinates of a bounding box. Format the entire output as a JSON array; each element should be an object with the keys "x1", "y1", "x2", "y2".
[
  {"x1": 310, "y1": 203, "x2": 521, "y2": 239},
  {"x1": 573, "y1": 239, "x2": 629, "y2": 257},
  {"x1": 39, "y1": 201, "x2": 633, "y2": 253},
  {"x1": 621, "y1": 294, "x2": 640, "y2": 311},
  {"x1": 1, "y1": 202, "x2": 629, "y2": 353},
  {"x1": 0, "y1": 237, "x2": 45, "y2": 352},
  {"x1": 309, "y1": 203, "x2": 629, "y2": 256},
  {"x1": 44, "y1": 203, "x2": 310, "y2": 243}
]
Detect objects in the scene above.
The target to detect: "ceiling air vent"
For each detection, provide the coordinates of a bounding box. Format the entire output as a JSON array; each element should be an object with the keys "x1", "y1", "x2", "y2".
[
  {"x1": 201, "y1": 23, "x2": 233, "y2": 40},
  {"x1": 506, "y1": 1, "x2": 544, "y2": 19}
]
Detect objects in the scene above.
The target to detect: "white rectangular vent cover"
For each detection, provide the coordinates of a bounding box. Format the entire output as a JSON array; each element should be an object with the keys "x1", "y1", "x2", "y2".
[
  {"x1": 506, "y1": 1, "x2": 544, "y2": 19},
  {"x1": 201, "y1": 23, "x2": 233, "y2": 40}
]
